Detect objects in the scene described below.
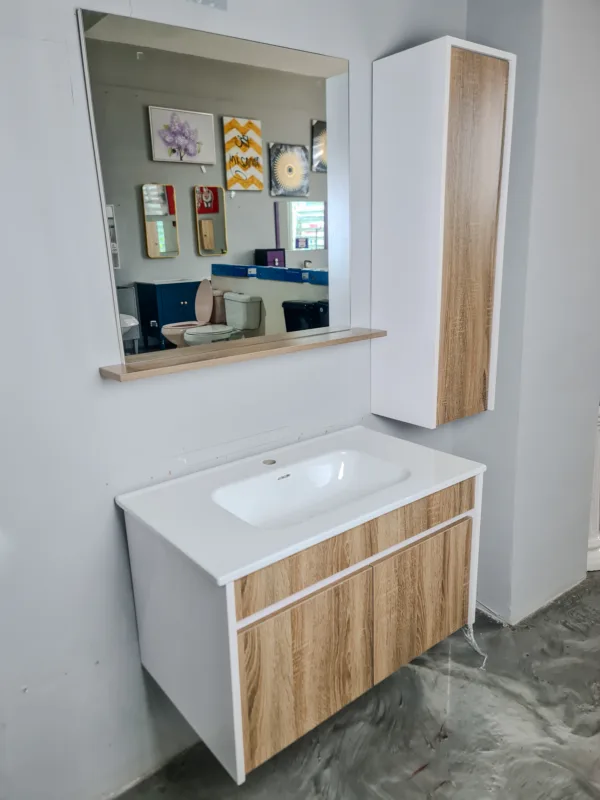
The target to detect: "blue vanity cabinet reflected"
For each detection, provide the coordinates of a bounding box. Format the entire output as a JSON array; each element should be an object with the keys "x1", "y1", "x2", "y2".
[{"x1": 136, "y1": 280, "x2": 200, "y2": 349}]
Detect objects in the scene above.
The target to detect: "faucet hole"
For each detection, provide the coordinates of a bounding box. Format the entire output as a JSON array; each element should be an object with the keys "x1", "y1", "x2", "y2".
[{"x1": 262, "y1": 459, "x2": 276, "y2": 466}]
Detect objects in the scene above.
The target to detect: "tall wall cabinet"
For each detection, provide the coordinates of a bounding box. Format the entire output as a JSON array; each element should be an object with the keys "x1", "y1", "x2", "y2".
[{"x1": 371, "y1": 37, "x2": 516, "y2": 428}]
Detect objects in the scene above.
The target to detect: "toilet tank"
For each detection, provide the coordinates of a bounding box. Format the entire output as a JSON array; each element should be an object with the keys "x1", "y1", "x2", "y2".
[{"x1": 224, "y1": 292, "x2": 262, "y2": 330}]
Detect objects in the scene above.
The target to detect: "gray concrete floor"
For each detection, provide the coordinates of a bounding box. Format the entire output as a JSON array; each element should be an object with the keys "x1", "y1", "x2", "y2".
[{"x1": 121, "y1": 573, "x2": 600, "y2": 799}]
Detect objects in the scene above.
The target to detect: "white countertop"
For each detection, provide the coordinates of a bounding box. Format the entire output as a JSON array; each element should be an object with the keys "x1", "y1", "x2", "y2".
[{"x1": 116, "y1": 426, "x2": 485, "y2": 585}]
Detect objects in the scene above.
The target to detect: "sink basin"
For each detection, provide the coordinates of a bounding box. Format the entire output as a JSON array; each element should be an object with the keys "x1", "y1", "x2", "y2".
[
  {"x1": 212, "y1": 449, "x2": 411, "y2": 529},
  {"x1": 116, "y1": 425, "x2": 485, "y2": 584}
]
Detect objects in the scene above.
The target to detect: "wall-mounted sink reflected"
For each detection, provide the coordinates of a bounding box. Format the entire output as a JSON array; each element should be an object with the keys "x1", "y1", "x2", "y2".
[{"x1": 212, "y1": 449, "x2": 411, "y2": 529}]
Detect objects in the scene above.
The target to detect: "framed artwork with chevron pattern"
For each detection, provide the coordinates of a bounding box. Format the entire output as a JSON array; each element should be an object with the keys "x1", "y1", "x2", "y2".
[{"x1": 223, "y1": 117, "x2": 264, "y2": 191}]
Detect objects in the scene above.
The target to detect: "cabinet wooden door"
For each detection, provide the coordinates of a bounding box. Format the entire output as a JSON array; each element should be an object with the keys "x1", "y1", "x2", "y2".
[
  {"x1": 437, "y1": 49, "x2": 509, "y2": 425},
  {"x1": 373, "y1": 519, "x2": 472, "y2": 684},
  {"x1": 238, "y1": 569, "x2": 373, "y2": 772}
]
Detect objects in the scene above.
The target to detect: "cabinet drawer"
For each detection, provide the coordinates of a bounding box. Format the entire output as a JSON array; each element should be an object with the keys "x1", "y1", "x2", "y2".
[
  {"x1": 373, "y1": 518, "x2": 472, "y2": 684},
  {"x1": 238, "y1": 569, "x2": 373, "y2": 772},
  {"x1": 234, "y1": 478, "x2": 475, "y2": 621}
]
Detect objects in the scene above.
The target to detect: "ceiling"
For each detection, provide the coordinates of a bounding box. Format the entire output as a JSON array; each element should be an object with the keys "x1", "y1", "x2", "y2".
[{"x1": 84, "y1": 15, "x2": 348, "y2": 78}]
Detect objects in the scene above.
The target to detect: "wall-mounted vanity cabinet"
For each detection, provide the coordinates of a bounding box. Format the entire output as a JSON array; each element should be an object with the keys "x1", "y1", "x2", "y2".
[
  {"x1": 371, "y1": 37, "x2": 516, "y2": 428},
  {"x1": 117, "y1": 427, "x2": 485, "y2": 784}
]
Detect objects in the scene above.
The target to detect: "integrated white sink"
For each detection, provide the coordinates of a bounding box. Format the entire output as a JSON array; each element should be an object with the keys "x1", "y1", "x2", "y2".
[
  {"x1": 116, "y1": 426, "x2": 485, "y2": 584},
  {"x1": 212, "y1": 449, "x2": 411, "y2": 529}
]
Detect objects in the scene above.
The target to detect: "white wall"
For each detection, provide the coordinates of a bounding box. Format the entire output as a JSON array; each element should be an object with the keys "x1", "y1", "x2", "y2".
[
  {"x1": 509, "y1": 0, "x2": 600, "y2": 621},
  {"x1": 464, "y1": 0, "x2": 600, "y2": 622},
  {"x1": 457, "y1": 0, "x2": 545, "y2": 618},
  {"x1": 0, "y1": 2, "x2": 467, "y2": 799},
  {"x1": 373, "y1": 0, "x2": 600, "y2": 624}
]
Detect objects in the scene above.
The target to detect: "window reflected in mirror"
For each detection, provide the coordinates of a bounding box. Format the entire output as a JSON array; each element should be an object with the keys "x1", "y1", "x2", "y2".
[
  {"x1": 275, "y1": 201, "x2": 327, "y2": 252},
  {"x1": 81, "y1": 12, "x2": 349, "y2": 362}
]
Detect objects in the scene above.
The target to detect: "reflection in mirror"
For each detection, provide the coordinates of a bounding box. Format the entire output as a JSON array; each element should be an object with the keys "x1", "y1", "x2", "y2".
[
  {"x1": 106, "y1": 204, "x2": 121, "y2": 269},
  {"x1": 142, "y1": 184, "x2": 180, "y2": 258},
  {"x1": 81, "y1": 11, "x2": 349, "y2": 362},
  {"x1": 275, "y1": 201, "x2": 327, "y2": 252},
  {"x1": 195, "y1": 186, "x2": 228, "y2": 256}
]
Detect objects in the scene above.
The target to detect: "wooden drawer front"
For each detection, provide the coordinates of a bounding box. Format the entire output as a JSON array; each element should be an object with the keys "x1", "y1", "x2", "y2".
[
  {"x1": 373, "y1": 518, "x2": 472, "y2": 684},
  {"x1": 368, "y1": 477, "x2": 474, "y2": 554},
  {"x1": 235, "y1": 478, "x2": 475, "y2": 621},
  {"x1": 238, "y1": 569, "x2": 373, "y2": 772},
  {"x1": 235, "y1": 524, "x2": 371, "y2": 621}
]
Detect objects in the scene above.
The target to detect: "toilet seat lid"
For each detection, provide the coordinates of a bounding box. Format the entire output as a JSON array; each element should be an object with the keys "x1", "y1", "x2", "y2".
[
  {"x1": 195, "y1": 279, "x2": 214, "y2": 323},
  {"x1": 185, "y1": 324, "x2": 234, "y2": 339}
]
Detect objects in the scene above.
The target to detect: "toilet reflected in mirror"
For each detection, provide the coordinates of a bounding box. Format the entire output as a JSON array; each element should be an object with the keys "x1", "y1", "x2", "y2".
[{"x1": 160, "y1": 279, "x2": 262, "y2": 348}]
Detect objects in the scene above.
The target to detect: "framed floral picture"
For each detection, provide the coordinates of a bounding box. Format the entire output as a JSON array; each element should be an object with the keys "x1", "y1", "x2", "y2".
[{"x1": 148, "y1": 106, "x2": 216, "y2": 165}]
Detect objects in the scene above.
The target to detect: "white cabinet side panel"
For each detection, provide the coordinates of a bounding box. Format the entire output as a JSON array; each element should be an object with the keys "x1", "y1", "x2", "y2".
[
  {"x1": 371, "y1": 40, "x2": 449, "y2": 428},
  {"x1": 469, "y1": 472, "x2": 485, "y2": 624},
  {"x1": 126, "y1": 516, "x2": 241, "y2": 782}
]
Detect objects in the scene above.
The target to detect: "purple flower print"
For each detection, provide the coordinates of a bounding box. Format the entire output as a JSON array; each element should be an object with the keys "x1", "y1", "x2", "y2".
[{"x1": 158, "y1": 112, "x2": 202, "y2": 161}]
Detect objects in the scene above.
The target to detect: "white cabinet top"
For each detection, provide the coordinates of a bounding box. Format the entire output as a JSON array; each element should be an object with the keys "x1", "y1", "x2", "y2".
[{"x1": 116, "y1": 426, "x2": 485, "y2": 585}]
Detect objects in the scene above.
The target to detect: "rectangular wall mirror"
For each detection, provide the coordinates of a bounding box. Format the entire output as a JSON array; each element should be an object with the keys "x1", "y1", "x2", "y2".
[
  {"x1": 80, "y1": 11, "x2": 350, "y2": 365},
  {"x1": 142, "y1": 184, "x2": 180, "y2": 258},
  {"x1": 195, "y1": 186, "x2": 228, "y2": 256}
]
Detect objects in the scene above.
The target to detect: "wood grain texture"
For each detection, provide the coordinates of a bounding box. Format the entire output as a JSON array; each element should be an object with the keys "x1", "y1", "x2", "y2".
[
  {"x1": 145, "y1": 221, "x2": 162, "y2": 258},
  {"x1": 373, "y1": 518, "x2": 472, "y2": 684},
  {"x1": 238, "y1": 569, "x2": 373, "y2": 772},
  {"x1": 367, "y1": 477, "x2": 474, "y2": 555},
  {"x1": 235, "y1": 526, "x2": 371, "y2": 622},
  {"x1": 199, "y1": 219, "x2": 215, "y2": 250},
  {"x1": 235, "y1": 478, "x2": 475, "y2": 621},
  {"x1": 437, "y1": 48, "x2": 509, "y2": 425},
  {"x1": 99, "y1": 328, "x2": 386, "y2": 382}
]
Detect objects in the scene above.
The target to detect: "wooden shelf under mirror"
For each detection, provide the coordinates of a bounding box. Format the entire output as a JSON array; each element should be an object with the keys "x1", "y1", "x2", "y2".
[{"x1": 99, "y1": 328, "x2": 386, "y2": 382}]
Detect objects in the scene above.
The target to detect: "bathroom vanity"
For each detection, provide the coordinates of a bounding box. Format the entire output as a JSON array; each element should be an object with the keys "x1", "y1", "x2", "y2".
[{"x1": 117, "y1": 427, "x2": 485, "y2": 784}]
